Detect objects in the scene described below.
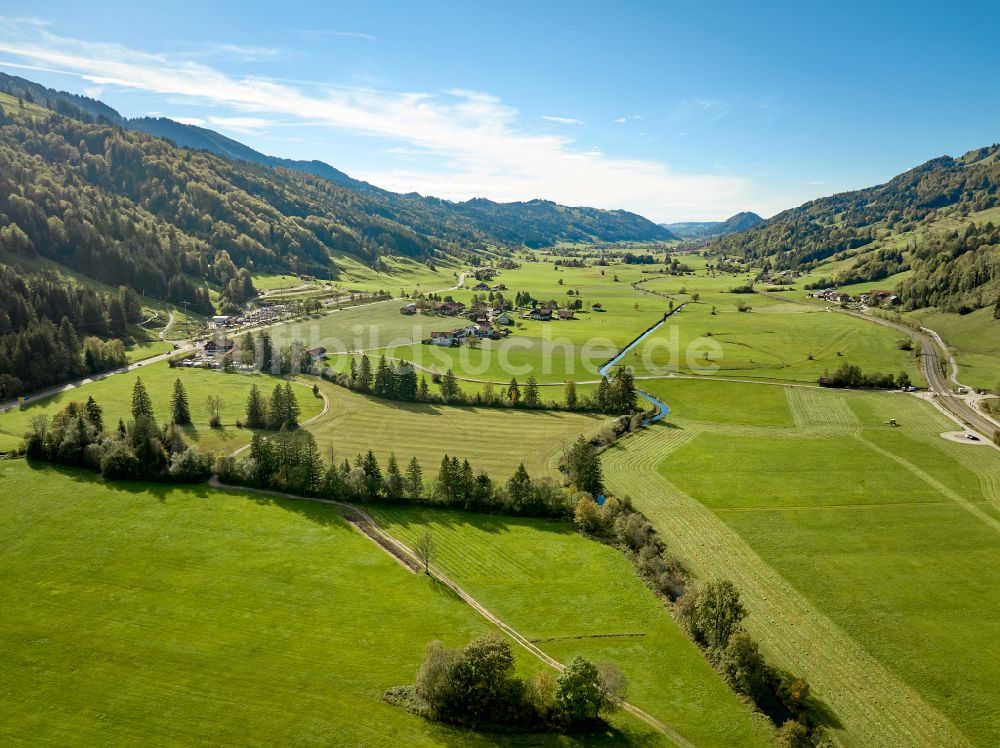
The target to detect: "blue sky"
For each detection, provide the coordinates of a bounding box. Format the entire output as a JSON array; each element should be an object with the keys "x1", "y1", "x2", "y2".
[{"x1": 1, "y1": 1, "x2": 997, "y2": 221}]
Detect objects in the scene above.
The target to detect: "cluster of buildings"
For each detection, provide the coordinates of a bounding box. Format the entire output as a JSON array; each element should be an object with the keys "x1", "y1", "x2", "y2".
[
  {"x1": 209, "y1": 304, "x2": 293, "y2": 331},
  {"x1": 809, "y1": 288, "x2": 901, "y2": 307},
  {"x1": 427, "y1": 322, "x2": 512, "y2": 346}
]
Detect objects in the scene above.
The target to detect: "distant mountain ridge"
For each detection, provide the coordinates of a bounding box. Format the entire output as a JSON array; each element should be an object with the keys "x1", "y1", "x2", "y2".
[
  {"x1": 660, "y1": 211, "x2": 762, "y2": 239},
  {"x1": 0, "y1": 70, "x2": 674, "y2": 247}
]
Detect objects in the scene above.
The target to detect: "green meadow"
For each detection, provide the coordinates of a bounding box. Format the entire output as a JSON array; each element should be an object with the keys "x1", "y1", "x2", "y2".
[
  {"x1": 374, "y1": 506, "x2": 775, "y2": 748},
  {"x1": 628, "y1": 270, "x2": 924, "y2": 386},
  {"x1": 604, "y1": 378, "x2": 1000, "y2": 747},
  {"x1": 0, "y1": 462, "x2": 668, "y2": 746},
  {"x1": 304, "y1": 376, "x2": 607, "y2": 479},
  {"x1": 0, "y1": 361, "x2": 323, "y2": 453}
]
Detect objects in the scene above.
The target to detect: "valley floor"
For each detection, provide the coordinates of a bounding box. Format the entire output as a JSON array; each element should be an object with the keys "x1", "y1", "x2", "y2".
[{"x1": 604, "y1": 379, "x2": 1000, "y2": 747}]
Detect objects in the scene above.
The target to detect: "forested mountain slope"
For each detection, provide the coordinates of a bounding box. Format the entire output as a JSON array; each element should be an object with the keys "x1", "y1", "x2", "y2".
[
  {"x1": 710, "y1": 145, "x2": 1000, "y2": 314},
  {"x1": 0, "y1": 71, "x2": 672, "y2": 251}
]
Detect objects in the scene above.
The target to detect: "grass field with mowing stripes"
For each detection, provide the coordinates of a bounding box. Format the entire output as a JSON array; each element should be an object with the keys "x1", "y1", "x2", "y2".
[
  {"x1": 0, "y1": 461, "x2": 669, "y2": 747},
  {"x1": 603, "y1": 379, "x2": 999, "y2": 747},
  {"x1": 303, "y1": 376, "x2": 608, "y2": 480},
  {"x1": 372, "y1": 505, "x2": 775, "y2": 748}
]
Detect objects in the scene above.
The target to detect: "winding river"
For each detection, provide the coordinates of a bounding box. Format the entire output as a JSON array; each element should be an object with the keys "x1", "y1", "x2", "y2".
[{"x1": 598, "y1": 303, "x2": 685, "y2": 424}]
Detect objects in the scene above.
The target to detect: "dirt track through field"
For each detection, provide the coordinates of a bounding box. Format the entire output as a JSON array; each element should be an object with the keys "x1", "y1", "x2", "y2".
[
  {"x1": 208, "y1": 478, "x2": 692, "y2": 747},
  {"x1": 602, "y1": 425, "x2": 970, "y2": 748}
]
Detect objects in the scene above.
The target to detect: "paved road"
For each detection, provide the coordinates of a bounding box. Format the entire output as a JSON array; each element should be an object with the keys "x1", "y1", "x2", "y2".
[
  {"x1": 759, "y1": 290, "x2": 999, "y2": 439},
  {"x1": 0, "y1": 343, "x2": 196, "y2": 414}
]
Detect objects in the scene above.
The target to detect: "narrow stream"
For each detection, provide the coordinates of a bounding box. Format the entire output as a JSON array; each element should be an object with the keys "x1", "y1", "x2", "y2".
[{"x1": 598, "y1": 303, "x2": 685, "y2": 424}]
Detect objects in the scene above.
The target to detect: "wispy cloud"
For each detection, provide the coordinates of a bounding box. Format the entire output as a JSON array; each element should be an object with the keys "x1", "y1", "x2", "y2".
[
  {"x1": 0, "y1": 23, "x2": 754, "y2": 220},
  {"x1": 542, "y1": 115, "x2": 584, "y2": 125},
  {"x1": 205, "y1": 114, "x2": 278, "y2": 135},
  {"x1": 294, "y1": 29, "x2": 376, "y2": 42},
  {"x1": 613, "y1": 116, "x2": 627, "y2": 124},
  {"x1": 195, "y1": 43, "x2": 287, "y2": 62}
]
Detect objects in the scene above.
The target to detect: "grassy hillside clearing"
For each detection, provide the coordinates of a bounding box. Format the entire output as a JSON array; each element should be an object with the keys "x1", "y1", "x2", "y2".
[
  {"x1": 373, "y1": 506, "x2": 775, "y2": 748},
  {"x1": 0, "y1": 361, "x2": 322, "y2": 454},
  {"x1": 603, "y1": 379, "x2": 999, "y2": 747},
  {"x1": 0, "y1": 461, "x2": 672, "y2": 746}
]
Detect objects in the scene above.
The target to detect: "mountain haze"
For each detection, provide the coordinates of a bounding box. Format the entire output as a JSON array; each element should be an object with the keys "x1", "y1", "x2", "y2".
[{"x1": 660, "y1": 211, "x2": 762, "y2": 239}]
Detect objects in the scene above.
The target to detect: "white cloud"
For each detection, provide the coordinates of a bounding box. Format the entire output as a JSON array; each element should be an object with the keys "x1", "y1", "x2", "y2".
[
  {"x1": 0, "y1": 24, "x2": 756, "y2": 220},
  {"x1": 206, "y1": 115, "x2": 277, "y2": 134},
  {"x1": 172, "y1": 116, "x2": 205, "y2": 126},
  {"x1": 613, "y1": 117, "x2": 627, "y2": 124},
  {"x1": 542, "y1": 115, "x2": 584, "y2": 125}
]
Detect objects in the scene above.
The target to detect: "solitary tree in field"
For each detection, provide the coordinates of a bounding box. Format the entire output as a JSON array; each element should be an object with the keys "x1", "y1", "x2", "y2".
[
  {"x1": 131, "y1": 377, "x2": 153, "y2": 420},
  {"x1": 171, "y1": 378, "x2": 191, "y2": 425},
  {"x1": 414, "y1": 530, "x2": 434, "y2": 574},
  {"x1": 206, "y1": 395, "x2": 224, "y2": 428}
]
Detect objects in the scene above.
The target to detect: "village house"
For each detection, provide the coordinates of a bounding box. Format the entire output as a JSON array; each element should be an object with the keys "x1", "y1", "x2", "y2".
[
  {"x1": 557, "y1": 310, "x2": 576, "y2": 320},
  {"x1": 474, "y1": 268, "x2": 497, "y2": 281},
  {"x1": 528, "y1": 308, "x2": 552, "y2": 321},
  {"x1": 864, "y1": 290, "x2": 901, "y2": 306},
  {"x1": 399, "y1": 303, "x2": 417, "y2": 315},
  {"x1": 203, "y1": 338, "x2": 235, "y2": 356},
  {"x1": 430, "y1": 331, "x2": 459, "y2": 346},
  {"x1": 491, "y1": 283, "x2": 507, "y2": 291},
  {"x1": 472, "y1": 282, "x2": 490, "y2": 291},
  {"x1": 495, "y1": 312, "x2": 514, "y2": 325},
  {"x1": 591, "y1": 303, "x2": 604, "y2": 312},
  {"x1": 211, "y1": 315, "x2": 231, "y2": 329},
  {"x1": 307, "y1": 346, "x2": 327, "y2": 362},
  {"x1": 435, "y1": 301, "x2": 466, "y2": 316}
]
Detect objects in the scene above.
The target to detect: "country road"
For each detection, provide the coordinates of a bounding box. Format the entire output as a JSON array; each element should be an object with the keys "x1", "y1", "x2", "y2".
[
  {"x1": 759, "y1": 290, "x2": 999, "y2": 439},
  {"x1": 0, "y1": 273, "x2": 469, "y2": 416}
]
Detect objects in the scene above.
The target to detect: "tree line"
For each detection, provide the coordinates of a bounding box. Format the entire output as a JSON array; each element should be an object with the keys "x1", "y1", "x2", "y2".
[
  {"x1": 216, "y1": 430, "x2": 605, "y2": 521},
  {"x1": 819, "y1": 362, "x2": 912, "y2": 389},
  {"x1": 320, "y1": 353, "x2": 640, "y2": 416}
]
